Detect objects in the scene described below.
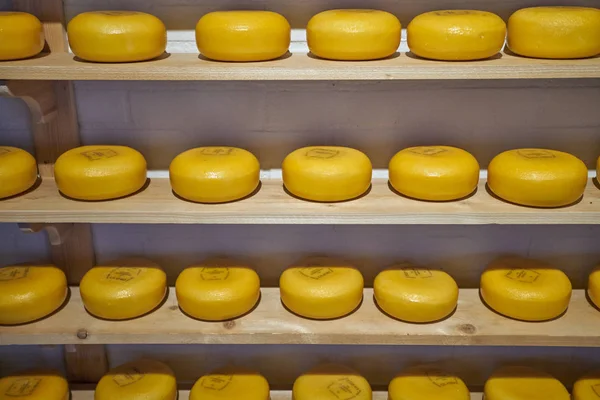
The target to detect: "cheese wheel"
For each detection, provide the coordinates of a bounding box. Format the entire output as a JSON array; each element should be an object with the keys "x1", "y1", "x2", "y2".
[
  {"x1": 280, "y1": 257, "x2": 364, "y2": 319},
  {"x1": 480, "y1": 256, "x2": 572, "y2": 321},
  {"x1": 95, "y1": 359, "x2": 177, "y2": 400},
  {"x1": 282, "y1": 146, "x2": 372, "y2": 202},
  {"x1": 196, "y1": 11, "x2": 290, "y2": 62},
  {"x1": 597, "y1": 155, "x2": 599, "y2": 183},
  {"x1": 170, "y1": 147, "x2": 260, "y2": 203},
  {"x1": 508, "y1": 7, "x2": 600, "y2": 59},
  {"x1": 484, "y1": 366, "x2": 569, "y2": 400},
  {"x1": 176, "y1": 258, "x2": 260, "y2": 321},
  {"x1": 68, "y1": 11, "x2": 166, "y2": 63},
  {"x1": 80, "y1": 258, "x2": 167, "y2": 320},
  {"x1": 307, "y1": 10, "x2": 401, "y2": 60},
  {"x1": 190, "y1": 367, "x2": 269, "y2": 400},
  {"x1": 0, "y1": 371, "x2": 69, "y2": 400},
  {"x1": 587, "y1": 264, "x2": 600, "y2": 309},
  {"x1": 0, "y1": 12, "x2": 44, "y2": 61},
  {"x1": 487, "y1": 149, "x2": 587, "y2": 208},
  {"x1": 573, "y1": 370, "x2": 600, "y2": 400},
  {"x1": 408, "y1": 10, "x2": 506, "y2": 61},
  {"x1": 0, "y1": 265, "x2": 67, "y2": 325},
  {"x1": 388, "y1": 146, "x2": 479, "y2": 201},
  {"x1": 0, "y1": 147, "x2": 38, "y2": 199},
  {"x1": 388, "y1": 366, "x2": 470, "y2": 400},
  {"x1": 54, "y1": 145, "x2": 147, "y2": 200},
  {"x1": 374, "y1": 263, "x2": 458, "y2": 323},
  {"x1": 293, "y1": 364, "x2": 372, "y2": 400}
]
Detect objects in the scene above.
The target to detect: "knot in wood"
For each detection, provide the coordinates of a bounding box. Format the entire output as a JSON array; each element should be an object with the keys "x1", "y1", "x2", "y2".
[
  {"x1": 76, "y1": 329, "x2": 88, "y2": 340},
  {"x1": 223, "y1": 320, "x2": 236, "y2": 330},
  {"x1": 457, "y1": 324, "x2": 476, "y2": 335}
]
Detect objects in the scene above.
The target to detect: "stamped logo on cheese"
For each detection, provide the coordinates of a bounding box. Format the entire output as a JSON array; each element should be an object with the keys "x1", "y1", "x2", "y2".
[
  {"x1": 517, "y1": 149, "x2": 556, "y2": 159},
  {"x1": 427, "y1": 371, "x2": 459, "y2": 387},
  {"x1": 0, "y1": 148, "x2": 14, "y2": 157},
  {"x1": 112, "y1": 367, "x2": 145, "y2": 387},
  {"x1": 97, "y1": 11, "x2": 138, "y2": 16},
  {"x1": 105, "y1": 267, "x2": 142, "y2": 282},
  {"x1": 200, "y1": 375, "x2": 233, "y2": 390},
  {"x1": 407, "y1": 147, "x2": 448, "y2": 156},
  {"x1": 81, "y1": 149, "x2": 119, "y2": 161},
  {"x1": 300, "y1": 267, "x2": 334, "y2": 279},
  {"x1": 505, "y1": 269, "x2": 541, "y2": 283},
  {"x1": 5, "y1": 378, "x2": 41, "y2": 396},
  {"x1": 401, "y1": 267, "x2": 433, "y2": 279},
  {"x1": 434, "y1": 10, "x2": 477, "y2": 16},
  {"x1": 305, "y1": 148, "x2": 341, "y2": 159},
  {"x1": 199, "y1": 147, "x2": 235, "y2": 156},
  {"x1": 0, "y1": 267, "x2": 29, "y2": 281},
  {"x1": 592, "y1": 383, "x2": 600, "y2": 397},
  {"x1": 327, "y1": 377, "x2": 362, "y2": 399},
  {"x1": 200, "y1": 267, "x2": 230, "y2": 281}
]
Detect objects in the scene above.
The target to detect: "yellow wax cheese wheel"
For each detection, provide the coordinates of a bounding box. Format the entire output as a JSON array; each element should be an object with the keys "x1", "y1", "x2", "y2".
[
  {"x1": 484, "y1": 366, "x2": 570, "y2": 400},
  {"x1": 307, "y1": 9, "x2": 401, "y2": 60},
  {"x1": 196, "y1": 11, "x2": 290, "y2": 62},
  {"x1": 0, "y1": 12, "x2": 44, "y2": 61},
  {"x1": 374, "y1": 264, "x2": 458, "y2": 323},
  {"x1": 280, "y1": 258, "x2": 364, "y2": 319},
  {"x1": 587, "y1": 264, "x2": 600, "y2": 309},
  {"x1": 480, "y1": 256, "x2": 572, "y2": 321},
  {"x1": 487, "y1": 149, "x2": 587, "y2": 208},
  {"x1": 573, "y1": 370, "x2": 600, "y2": 400},
  {"x1": 170, "y1": 147, "x2": 260, "y2": 203},
  {"x1": 282, "y1": 146, "x2": 372, "y2": 202},
  {"x1": 408, "y1": 10, "x2": 506, "y2": 61},
  {"x1": 68, "y1": 11, "x2": 166, "y2": 63},
  {"x1": 508, "y1": 7, "x2": 600, "y2": 59},
  {"x1": 597, "y1": 155, "x2": 599, "y2": 183},
  {"x1": 80, "y1": 258, "x2": 167, "y2": 320},
  {"x1": 95, "y1": 359, "x2": 177, "y2": 400},
  {"x1": 0, "y1": 371, "x2": 69, "y2": 400},
  {"x1": 0, "y1": 265, "x2": 67, "y2": 325},
  {"x1": 54, "y1": 145, "x2": 147, "y2": 200},
  {"x1": 190, "y1": 367, "x2": 269, "y2": 400},
  {"x1": 293, "y1": 364, "x2": 372, "y2": 400},
  {"x1": 389, "y1": 146, "x2": 479, "y2": 201},
  {"x1": 0, "y1": 147, "x2": 38, "y2": 199},
  {"x1": 176, "y1": 258, "x2": 260, "y2": 321},
  {"x1": 388, "y1": 366, "x2": 470, "y2": 400}
]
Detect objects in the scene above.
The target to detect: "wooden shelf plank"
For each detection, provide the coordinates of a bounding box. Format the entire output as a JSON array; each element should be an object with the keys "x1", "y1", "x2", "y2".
[
  {"x1": 2, "y1": 287, "x2": 600, "y2": 346},
  {"x1": 0, "y1": 178, "x2": 599, "y2": 225},
  {"x1": 0, "y1": 52, "x2": 599, "y2": 81}
]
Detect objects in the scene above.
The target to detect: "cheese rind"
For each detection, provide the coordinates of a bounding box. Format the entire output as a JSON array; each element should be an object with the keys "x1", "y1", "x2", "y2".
[
  {"x1": 196, "y1": 11, "x2": 290, "y2": 61},
  {"x1": 0, "y1": 12, "x2": 44, "y2": 61},
  {"x1": 68, "y1": 11, "x2": 166, "y2": 62},
  {"x1": 0, "y1": 265, "x2": 67, "y2": 325},
  {"x1": 189, "y1": 367, "x2": 270, "y2": 400},
  {"x1": 587, "y1": 265, "x2": 600, "y2": 310},
  {"x1": 293, "y1": 364, "x2": 372, "y2": 400},
  {"x1": 0, "y1": 371, "x2": 69, "y2": 400},
  {"x1": 573, "y1": 370, "x2": 600, "y2": 400},
  {"x1": 408, "y1": 10, "x2": 506, "y2": 60},
  {"x1": 484, "y1": 366, "x2": 570, "y2": 400},
  {"x1": 307, "y1": 9, "x2": 401, "y2": 60},
  {"x1": 388, "y1": 366, "x2": 470, "y2": 400},
  {"x1": 0, "y1": 146, "x2": 38, "y2": 199}
]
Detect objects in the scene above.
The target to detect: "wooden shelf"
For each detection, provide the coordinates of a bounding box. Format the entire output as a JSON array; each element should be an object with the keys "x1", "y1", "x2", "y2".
[
  {"x1": 2, "y1": 287, "x2": 599, "y2": 346},
  {"x1": 0, "y1": 178, "x2": 599, "y2": 225},
  {"x1": 1, "y1": 52, "x2": 599, "y2": 81}
]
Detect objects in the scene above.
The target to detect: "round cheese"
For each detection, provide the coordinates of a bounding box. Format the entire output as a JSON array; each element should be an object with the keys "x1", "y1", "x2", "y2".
[
  {"x1": 54, "y1": 145, "x2": 147, "y2": 201},
  {"x1": 388, "y1": 366, "x2": 470, "y2": 400},
  {"x1": 68, "y1": 11, "x2": 166, "y2": 63},
  {"x1": 196, "y1": 11, "x2": 290, "y2": 62},
  {"x1": 0, "y1": 265, "x2": 67, "y2": 325},
  {"x1": 408, "y1": 10, "x2": 506, "y2": 60},
  {"x1": 0, "y1": 371, "x2": 69, "y2": 400},
  {"x1": 374, "y1": 263, "x2": 458, "y2": 323},
  {"x1": 480, "y1": 256, "x2": 572, "y2": 321},
  {"x1": 573, "y1": 370, "x2": 600, "y2": 400},
  {"x1": 487, "y1": 149, "x2": 587, "y2": 208},
  {"x1": 388, "y1": 146, "x2": 479, "y2": 201},
  {"x1": 508, "y1": 7, "x2": 600, "y2": 59},
  {"x1": 176, "y1": 258, "x2": 260, "y2": 321},
  {"x1": 190, "y1": 367, "x2": 269, "y2": 400},
  {"x1": 80, "y1": 257, "x2": 167, "y2": 320},
  {"x1": 293, "y1": 364, "x2": 372, "y2": 400},
  {"x1": 307, "y1": 9, "x2": 401, "y2": 60},
  {"x1": 484, "y1": 366, "x2": 570, "y2": 400},
  {"x1": 280, "y1": 257, "x2": 364, "y2": 319},
  {"x1": 95, "y1": 359, "x2": 177, "y2": 400},
  {"x1": 587, "y1": 264, "x2": 600, "y2": 309},
  {"x1": 170, "y1": 147, "x2": 260, "y2": 203},
  {"x1": 0, "y1": 147, "x2": 38, "y2": 199},
  {"x1": 282, "y1": 146, "x2": 372, "y2": 202},
  {"x1": 0, "y1": 12, "x2": 44, "y2": 61}
]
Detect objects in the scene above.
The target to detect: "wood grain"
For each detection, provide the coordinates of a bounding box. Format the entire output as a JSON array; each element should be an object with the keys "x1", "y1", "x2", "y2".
[
  {"x1": 0, "y1": 52, "x2": 599, "y2": 81},
  {"x1": 1, "y1": 287, "x2": 599, "y2": 346},
  {"x1": 64, "y1": 344, "x2": 108, "y2": 383},
  {"x1": 0, "y1": 178, "x2": 598, "y2": 224}
]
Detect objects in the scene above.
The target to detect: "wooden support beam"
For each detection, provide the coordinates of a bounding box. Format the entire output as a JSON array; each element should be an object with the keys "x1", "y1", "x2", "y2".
[{"x1": 65, "y1": 344, "x2": 108, "y2": 383}]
